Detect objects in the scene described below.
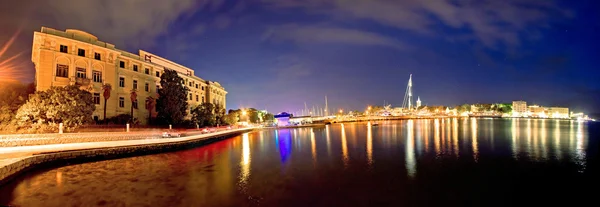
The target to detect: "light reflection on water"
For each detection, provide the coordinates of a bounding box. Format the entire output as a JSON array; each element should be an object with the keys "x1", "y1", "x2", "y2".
[
  {"x1": 0, "y1": 119, "x2": 595, "y2": 206},
  {"x1": 405, "y1": 120, "x2": 416, "y2": 177}
]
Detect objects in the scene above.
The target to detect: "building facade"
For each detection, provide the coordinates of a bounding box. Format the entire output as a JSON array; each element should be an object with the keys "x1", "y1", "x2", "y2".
[
  {"x1": 512, "y1": 101, "x2": 527, "y2": 114},
  {"x1": 31, "y1": 27, "x2": 227, "y2": 124},
  {"x1": 547, "y1": 107, "x2": 569, "y2": 119}
]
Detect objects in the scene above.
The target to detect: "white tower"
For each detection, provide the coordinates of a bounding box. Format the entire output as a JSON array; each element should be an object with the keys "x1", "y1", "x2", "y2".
[
  {"x1": 402, "y1": 74, "x2": 413, "y2": 110},
  {"x1": 416, "y1": 96, "x2": 421, "y2": 108}
]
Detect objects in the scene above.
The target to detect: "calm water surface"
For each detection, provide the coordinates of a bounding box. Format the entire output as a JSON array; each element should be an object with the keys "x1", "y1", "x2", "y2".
[{"x1": 1, "y1": 119, "x2": 598, "y2": 206}]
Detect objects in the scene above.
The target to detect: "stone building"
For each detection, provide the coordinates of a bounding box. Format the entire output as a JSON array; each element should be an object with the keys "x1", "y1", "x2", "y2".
[{"x1": 31, "y1": 27, "x2": 227, "y2": 124}]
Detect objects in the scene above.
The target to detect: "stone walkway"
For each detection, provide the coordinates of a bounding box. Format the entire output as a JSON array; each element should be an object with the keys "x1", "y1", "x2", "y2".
[{"x1": 0, "y1": 128, "x2": 253, "y2": 171}]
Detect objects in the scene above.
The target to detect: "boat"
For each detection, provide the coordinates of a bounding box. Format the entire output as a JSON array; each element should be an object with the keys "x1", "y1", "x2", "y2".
[{"x1": 371, "y1": 123, "x2": 379, "y2": 127}]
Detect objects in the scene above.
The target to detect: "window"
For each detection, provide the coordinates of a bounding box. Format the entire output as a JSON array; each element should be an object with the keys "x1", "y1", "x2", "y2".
[
  {"x1": 145, "y1": 68, "x2": 149, "y2": 75},
  {"x1": 76, "y1": 67, "x2": 86, "y2": 78},
  {"x1": 156, "y1": 71, "x2": 160, "y2": 77},
  {"x1": 196, "y1": 95, "x2": 199, "y2": 102},
  {"x1": 189, "y1": 82, "x2": 192, "y2": 87},
  {"x1": 92, "y1": 70, "x2": 102, "y2": 83},
  {"x1": 133, "y1": 100, "x2": 138, "y2": 109},
  {"x1": 94, "y1": 52, "x2": 101, "y2": 60},
  {"x1": 119, "y1": 61, "x2": 125, "y2": 68},
  {"x1": 133, "y1": 80, "x2": 138, "y2": 89},
  {"x1": 133, "y1": 65, "x2": 138, "y2": 72},
  {"x1": 119, "y1": 97, "x2": 125, "y2": 108},
  {"x1": 201, "y1": 86, "x2": 204, "y2": 91},
  {"x1": 189, "y1": 93, "x2": 193, "y2": 100},
  {"x1": 119, "y1": 77, "x2": 125, "y2": 87},
  {"x1": 145, "y1": 83, "x2": 149, "y2": 92},
  {"x1": 93, "y1": 93, "x2": 100, "y2": 105},
  {"x1": 78, "y1": 49, "x2": 85, "y2": 57},
  {"x1": 56, "y1": 64, "x2": 68, "y2": 78},
  {"x1": 202, "y1": 96, "x2": 204, "y2": 103},
  {"x1": 60, "y1": 45, "x2": 68, "y2": 53},
  {"x1": 156, "y1": 85, "x2": 159, "y2": 93},
  {"x1": 195, "y1": 84, "x2": 198, "y2": 89}
]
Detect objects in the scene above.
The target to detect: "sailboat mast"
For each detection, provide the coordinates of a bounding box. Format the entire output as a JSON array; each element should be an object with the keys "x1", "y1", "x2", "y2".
[{"x1": 325, "y1": 96, "x2": 329, "y2": 116}]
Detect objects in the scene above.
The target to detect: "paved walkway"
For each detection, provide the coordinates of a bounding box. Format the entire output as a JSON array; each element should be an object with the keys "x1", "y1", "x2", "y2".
[{"x1": 0, "y1": 128, "x2": 253, "y2": 169}]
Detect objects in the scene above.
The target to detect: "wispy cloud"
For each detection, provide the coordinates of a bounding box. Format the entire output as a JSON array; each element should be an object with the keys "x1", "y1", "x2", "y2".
[
  {"x1": 262, "y1": 0, "x2": 571, "y2": 49},
  {"x1": 263, "y1": 24, "x2": 407, "y2": 50}
]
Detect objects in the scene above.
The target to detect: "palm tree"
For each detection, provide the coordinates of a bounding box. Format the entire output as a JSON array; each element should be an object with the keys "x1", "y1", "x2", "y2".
[
  {"x1": 130, "y1": 90, "x2": 137, "y2": 124},
  {"x1": 102, "y1": 83, "x2": 112, "y2": 123},
  {"x1": 145, "y1": 96, "x2": 155, "y2": 125}
]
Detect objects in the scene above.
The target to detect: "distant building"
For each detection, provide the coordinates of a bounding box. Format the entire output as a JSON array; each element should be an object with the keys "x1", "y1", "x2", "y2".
[
  {"x1": 416, "y1": 97, "x2": 421, "y2": 108},
  {"x1": 548, "y1": 107, "x2": 569, "y2": 119},
  {"x1": 274, "y1": 112, "x2": 292, "y2": 126},
  {"x1": 528, "y1": 105, "x2": 546, "y2": 117},
  {"x1": 512, "y1": 101, "x2": 527, "y2": 114}
]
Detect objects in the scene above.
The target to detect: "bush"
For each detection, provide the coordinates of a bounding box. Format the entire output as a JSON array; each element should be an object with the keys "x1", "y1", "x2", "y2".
[
  {"x1": 103, "y1": 114, "x2": 139, "y2": 125},
  {"x1": 15, "y1": 85, "x2": 95, "y2": 128}
]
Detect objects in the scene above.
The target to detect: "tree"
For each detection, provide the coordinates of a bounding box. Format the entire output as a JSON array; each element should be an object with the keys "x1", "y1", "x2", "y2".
[
  {"x1": 214, "y1": 104, "x2": 226, "y2": 125},
  {"x1": 0, "y1": 82, "x2": 34, "y2": 124},
  {"x1": 223, "y1": 113, "x2": 238, "y2": 125},
  {"x1": 102, "y1": 83, "x2": 112, "y2": 122},
  {"x1": 145, "y1": 96, "x2": 155, "y2": 124},
  {"x1": 350, "y1": 110, "x2": 363, "y2": 116},
  {"x1": 191, "y1": 103, "x2": 215, "y2": 127},
  {"x1": 262, "y1": 113, "x2": 274, "y2": 122},
  {"x1": 456, "y1": 104, "x2": 471, "y2": 113},
  {"x1": 15, "y1": 85, "x2": 95, "y2": 128},
  {"x1": 156, "y1": 69, "x2": 189, "y2": 125},
  {"x1": 130, "y1": 90, "x2": 137, "y2": 123}
]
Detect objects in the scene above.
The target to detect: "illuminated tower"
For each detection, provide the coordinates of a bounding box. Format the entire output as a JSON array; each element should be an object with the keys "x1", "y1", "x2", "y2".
[
  {"x1": 416, "y1": 97, "x2": 421, "y2": 108},
  {"x1": 402, "y1": 74, "x2": 413, "y2": 110}
]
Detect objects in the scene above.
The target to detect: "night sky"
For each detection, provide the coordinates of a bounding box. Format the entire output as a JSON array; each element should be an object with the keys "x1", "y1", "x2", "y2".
[{"x1": 1, "y1": 0, "x2": 599, "y2": 114}]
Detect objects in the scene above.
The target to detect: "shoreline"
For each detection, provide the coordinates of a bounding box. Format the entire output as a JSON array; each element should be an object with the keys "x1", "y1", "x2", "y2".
[
  {"x1": 0, "y1": 128, "x2": 254, "y2": 186},
  {"x1": 323, "y1": 116, "x2": 583, "y2": 123}
]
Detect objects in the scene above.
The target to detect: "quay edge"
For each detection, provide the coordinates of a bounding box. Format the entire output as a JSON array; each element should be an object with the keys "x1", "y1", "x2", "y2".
[{"x1": 0, "y1": 128, "x2": 254, "y2": 186}]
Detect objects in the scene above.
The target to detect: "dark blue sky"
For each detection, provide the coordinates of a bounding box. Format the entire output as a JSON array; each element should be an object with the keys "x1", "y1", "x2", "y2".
[{"x1": 2, "y1": 0, "x2": 599, "y2": 114}]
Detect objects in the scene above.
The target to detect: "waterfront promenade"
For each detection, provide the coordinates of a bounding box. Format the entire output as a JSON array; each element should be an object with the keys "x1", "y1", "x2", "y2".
[{"x1": 0, "y1": 127, "x2": 254, "y2": 185}]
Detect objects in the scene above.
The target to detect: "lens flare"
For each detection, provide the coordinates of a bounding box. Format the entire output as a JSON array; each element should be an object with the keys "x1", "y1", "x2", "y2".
[{"x1": 0, "y1": 30, "x2": 26, "y2": 83}]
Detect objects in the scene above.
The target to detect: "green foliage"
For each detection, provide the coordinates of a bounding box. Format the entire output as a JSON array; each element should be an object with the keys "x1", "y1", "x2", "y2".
[
  {"x1": 223, "y1": 113, "x2": 238, "y2": 125},
  {"x1": 156, "y1": 69, "x2": 189, "y2": 125},
  {"x1": 15, "y1": 85, "x2": 95, "y2": 128},
  {"x1": 456, "y1": 104, "x2": 471, "y2": 113},
  {"x1": 104, "y1": 114, "x2": 138, "y2": 125},
  {"x1": 214, "y1": 104, "x2": 226, "y2": 125},
  {"x1": 0, "y1": 82, "x2": 34, "y2": 124},
  {"x1": 191, "y1": 103, "x2": 216, "y2": 127},
  {"x1": 247, "y1": 108, "x2": 260, "y2": 123},
  {"x1": 350, "y1": 110, "x2": 363, "y2": 116},
  {"x1": 262, "y1": 113, "x2": 274, "y2": 122},
  {"x1": 102, "y1": 83, "x2": 112, "y2": 121},
  {"x1": 496, "y1": 103, "x2": 512, "y2": 113},
  {"x1": 426, "y1": 106, "x2": 446, "y2": 113}
]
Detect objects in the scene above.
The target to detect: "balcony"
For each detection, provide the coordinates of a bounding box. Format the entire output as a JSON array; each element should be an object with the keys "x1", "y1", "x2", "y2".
[{"x1": 74, "y1": 77, "x2": 92, "y2": 86}]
